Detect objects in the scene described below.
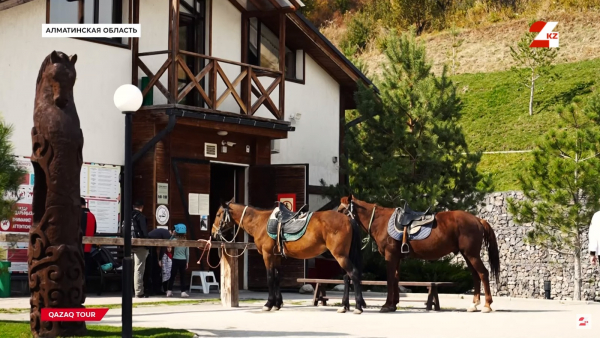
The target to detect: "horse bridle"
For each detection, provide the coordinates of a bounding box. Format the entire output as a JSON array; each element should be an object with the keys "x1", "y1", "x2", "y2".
[
  {"x1": 341, "y1": 199, "x2": 377, "y2": 250},
  {"x1": 216, "y1": 202, "x2": 248, "y2": 242}
]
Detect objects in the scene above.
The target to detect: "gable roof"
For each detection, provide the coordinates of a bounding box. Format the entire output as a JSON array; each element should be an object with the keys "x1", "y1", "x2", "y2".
[{"x1": 0, "y1": 0, "x2": 35, "y2": 11}]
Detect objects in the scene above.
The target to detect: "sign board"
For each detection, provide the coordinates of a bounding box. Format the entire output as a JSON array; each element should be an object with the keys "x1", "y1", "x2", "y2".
[
  {"x1": 156, "y1": 205, "x2": 170, "y2": 225},
  {"x1": 1, "y1": 157, "x2": 122, "y2": 273},
  {"x1": 157, "y1": 183, "x2": 169, "y2": 205},
  {"x1": 188, "y1": 193, "x2": 210, "y2": 216},
  {"x1": 278, "y1": 193, "x2": 296, "y2": 212}
]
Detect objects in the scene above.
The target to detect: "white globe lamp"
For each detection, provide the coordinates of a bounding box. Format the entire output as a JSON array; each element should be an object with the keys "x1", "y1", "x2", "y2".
[{"x1": 114, "y1": 84, "x2": 143, "y2": 113}]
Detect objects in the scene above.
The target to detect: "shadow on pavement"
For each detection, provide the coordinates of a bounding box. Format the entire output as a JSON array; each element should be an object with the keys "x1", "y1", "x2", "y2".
[{"x1": 191, "y1": 329, "x2": 353, "y2": 337}]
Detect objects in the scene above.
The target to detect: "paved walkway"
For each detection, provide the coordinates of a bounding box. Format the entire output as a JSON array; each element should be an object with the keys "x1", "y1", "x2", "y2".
[{"x1": 2, "y1": 292, "x2": 599, "y2": 337}]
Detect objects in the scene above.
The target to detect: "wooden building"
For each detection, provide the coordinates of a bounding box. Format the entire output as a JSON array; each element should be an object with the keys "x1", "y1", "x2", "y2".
[{"x1": 0, "y1": 0, "x2": 373, "y2": 289}]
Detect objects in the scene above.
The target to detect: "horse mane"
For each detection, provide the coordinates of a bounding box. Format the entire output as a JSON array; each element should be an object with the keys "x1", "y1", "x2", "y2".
[{"x1": 36, "y1": 54, "x2": 53, "y2": 86}]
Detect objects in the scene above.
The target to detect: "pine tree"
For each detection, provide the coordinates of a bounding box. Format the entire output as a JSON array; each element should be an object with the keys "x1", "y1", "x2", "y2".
[
  {"x1": 344, "y1": 31, "x2": 491, "y2": 211},
  {"x1": 510, "y1": 23, "x2": 558, "y2": 116},
  {"x1": 508, "y1": 94, "x2": 600, "y2": 301},
  {"x1": 0, "y1": 118, "x2": 26, "y2": 221}
]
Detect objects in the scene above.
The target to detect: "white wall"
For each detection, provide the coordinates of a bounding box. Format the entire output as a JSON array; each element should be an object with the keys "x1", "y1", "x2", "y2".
[
  {"x1": 0, "y1": 0, "x2": 130, "y2": 165},
  {"x1": 211, "y1": 0, "x2": 243, "y2": 114},
  {"x1": 309, "y1": 194, "x2": 332, "y2": 212},
  {"x1": 271, "y1": 55, "x2": 341, "y2": 187}
]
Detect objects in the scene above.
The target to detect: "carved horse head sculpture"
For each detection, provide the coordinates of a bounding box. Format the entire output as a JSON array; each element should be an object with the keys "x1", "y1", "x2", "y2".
[{"x1": 36, "y1": 50, "x2": 78, "y2": 109}]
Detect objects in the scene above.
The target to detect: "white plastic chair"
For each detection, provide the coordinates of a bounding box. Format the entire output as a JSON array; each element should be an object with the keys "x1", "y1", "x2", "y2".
[{"x1": 190, "y1": 271, "x2": 220, "y2": 294}]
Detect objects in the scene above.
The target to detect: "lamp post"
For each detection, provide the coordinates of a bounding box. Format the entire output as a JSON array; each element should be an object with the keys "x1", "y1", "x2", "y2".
[{"x1": 114, "y1": 84, "x2": 143, "y2": 338}]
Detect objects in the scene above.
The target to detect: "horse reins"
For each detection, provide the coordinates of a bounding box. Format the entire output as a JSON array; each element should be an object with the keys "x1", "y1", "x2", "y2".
[
  {"x1": 198, "y1": 205, "x2": 250, "y2": 268},
  {"x1": 360, "y1": 204, "x2": 377, "y2": 250}
]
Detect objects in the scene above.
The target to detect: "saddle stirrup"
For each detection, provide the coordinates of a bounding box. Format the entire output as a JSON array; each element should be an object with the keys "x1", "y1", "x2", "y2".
[{"x1": 401, "y1": 225, "x2": 410, "y2": 254}]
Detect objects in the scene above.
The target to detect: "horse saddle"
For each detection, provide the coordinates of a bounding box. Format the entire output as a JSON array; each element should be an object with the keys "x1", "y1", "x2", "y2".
[
  {"x1": 267, "y1": 203, "x2": 311, "y2": 237},
  {"x1": 395, "y1": 204, "x2": 435, "y2": 233}
]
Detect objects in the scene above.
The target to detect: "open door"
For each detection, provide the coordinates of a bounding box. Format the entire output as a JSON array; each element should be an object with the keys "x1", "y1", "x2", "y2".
[
  {"x1": 247, "y1": 164, "x2": 308, "y2": 290},
  {"x1": 248, "y1": 164, "x2": 308, "y2": 210}
]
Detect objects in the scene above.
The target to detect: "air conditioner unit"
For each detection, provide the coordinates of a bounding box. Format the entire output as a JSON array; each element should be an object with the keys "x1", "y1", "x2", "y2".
[
  {"x1": 271, "y1": 139, "x2": 280, "y2": 154},
  {"x1": 204, "y1": 143, "x2": 218, "y2": 158}
]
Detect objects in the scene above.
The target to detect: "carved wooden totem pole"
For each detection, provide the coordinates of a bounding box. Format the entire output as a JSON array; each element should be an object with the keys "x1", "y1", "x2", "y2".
[{"x1": 29, "y1": 51, "x2": 86, "y2": 337}]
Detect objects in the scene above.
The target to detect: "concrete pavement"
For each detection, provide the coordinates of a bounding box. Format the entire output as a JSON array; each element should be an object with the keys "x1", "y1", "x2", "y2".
[{"x1": 1, "y1": 291, "x2": 599, "y2": 337}]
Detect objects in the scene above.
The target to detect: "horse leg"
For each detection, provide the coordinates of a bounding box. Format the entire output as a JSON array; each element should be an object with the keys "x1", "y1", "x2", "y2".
[
  {"x1": 394, "y1": 265, "x2": 400, "y2": 307},
  {"x1": 333, "y1": 255, "x2": 364, "y2": 314},
  {"x1": 467, "y1": 255, "x2": 493, "y2": 313},
  {"x1": 262, "y1": 254, "x2": 276, "y2": 311},
  {"x1": 462, "y1": 254, "x2": 482, "y2": 312},
  {"x1": 381, "y1": 256, "x2": 400, "y2": 313},
  {"x1": 338, "y1": 274, "x2": 351, "y2": 313},
  {"x1": 273, "y1": 264, "x2": 283, "y2": 310}
]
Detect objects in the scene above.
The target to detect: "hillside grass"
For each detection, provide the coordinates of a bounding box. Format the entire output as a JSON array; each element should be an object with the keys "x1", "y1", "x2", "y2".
[{"x1": 453, "y1": 58, "x2": 600, "y2": 190}]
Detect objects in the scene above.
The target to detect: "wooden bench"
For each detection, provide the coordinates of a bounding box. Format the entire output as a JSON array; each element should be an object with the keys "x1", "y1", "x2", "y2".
[{"x1": 297, "y1": 278, "x2": 455, "y2": 311}]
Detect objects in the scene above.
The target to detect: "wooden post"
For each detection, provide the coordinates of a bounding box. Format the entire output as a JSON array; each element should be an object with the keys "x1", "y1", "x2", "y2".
[
  {"x1": 220, "y1": 248, "x2": 239, "y2": 307},
  {"x1": 170, "y1": 0, "x2": 180, "y2": 101},
  {"x1": 312, "y1": 283, "x2": 320, "y2": 306},
  {"x1": 278, "y1": 13, "x2": 286, "y2": 119},
  {"x1": 241, "y1": 13, "x2": 249, "y2": 115}
]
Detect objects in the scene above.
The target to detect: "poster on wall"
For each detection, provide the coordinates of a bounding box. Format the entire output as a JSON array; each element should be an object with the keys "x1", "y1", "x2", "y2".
[
  {"x1": 277, "y1": 194, "x2": 296, "y2": 211},
  {"x1": 1, "y1": 157, "x2": 122, "y2": 272},
  {"x1": 200, "y1": 215, "x2": 209, "y2": 231}
]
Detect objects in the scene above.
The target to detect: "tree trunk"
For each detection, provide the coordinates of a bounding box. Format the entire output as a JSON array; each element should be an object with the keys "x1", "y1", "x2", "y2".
[
  {"x1": 529, "y1": 74, "x2": 535, "y2": 116},
  {"x1": 573, "y1": 250, "x2": 582, "y2": 301}
]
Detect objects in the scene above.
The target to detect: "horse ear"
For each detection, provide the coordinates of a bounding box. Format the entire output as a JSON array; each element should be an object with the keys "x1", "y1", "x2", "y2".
[
  {"x1": 50, "y1": 51, "x2": 61, "y2": 64},
  {"x1": 228, "y1": 197, "x2": 235, "y2": 204},
  {"x1": 349, "y1": 195, "x2": 354, "y2": 201},
  {"x1": 340, "y1": 196, "x2": 348, "y2": 204},
  {"x1": 69, "y1": 54, "x2": 77, "y2": 65}
]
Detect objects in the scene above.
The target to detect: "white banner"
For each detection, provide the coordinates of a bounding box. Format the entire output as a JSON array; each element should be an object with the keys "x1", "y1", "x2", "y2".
[{"x1": 42, "y1": 24, "x2": 141, "y2": 38}]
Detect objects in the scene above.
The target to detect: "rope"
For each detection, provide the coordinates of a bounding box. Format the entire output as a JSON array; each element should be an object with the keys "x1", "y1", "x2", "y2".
[
  {"x1": 221, "y1": 243, "x2": 250, "y2": 258},
  {"x1": 196, "y1": 238, "x2": 220, "y2": 269},
  {"x1": 361, "y1": 206, "x2": 377, "y2": 250}
]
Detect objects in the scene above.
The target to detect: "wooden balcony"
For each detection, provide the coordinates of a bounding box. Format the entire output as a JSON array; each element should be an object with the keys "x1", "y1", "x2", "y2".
[{"x1": 135, "y1": 50, "x2": 284, "y2": 120}]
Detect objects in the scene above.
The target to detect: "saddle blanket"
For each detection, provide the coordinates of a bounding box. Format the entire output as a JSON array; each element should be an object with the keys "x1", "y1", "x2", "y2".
[
  {"x1": 387, "y1": 209, "x2": 433, "y2": 241},
  {"x1": 266, "y1": 207, "x2": 313, "y2": 242}
]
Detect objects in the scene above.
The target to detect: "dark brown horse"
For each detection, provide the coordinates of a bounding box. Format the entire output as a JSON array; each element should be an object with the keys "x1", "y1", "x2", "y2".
[
  {"x1": 338, "y1": 195, "x2": 500, "y2": 313},
  {"x1": 212, "y1": 200, "x2": 366, "y2": 313}
]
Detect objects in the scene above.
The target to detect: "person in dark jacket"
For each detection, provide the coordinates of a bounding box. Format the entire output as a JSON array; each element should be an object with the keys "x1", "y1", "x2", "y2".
[
  {"x1": 80, "y1": 197, "x2": 97, "y2": 280},
  {"x1": 130, "y1": 199, "x2": 149, "y2": 298},
  {"x1": 146, "y1": 228, "x2": 174, "y2": 295}
]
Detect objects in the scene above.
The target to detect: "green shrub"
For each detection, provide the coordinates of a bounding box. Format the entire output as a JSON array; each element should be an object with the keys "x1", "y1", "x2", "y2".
[
  {"x1": 399, "y1": 257, "x2": 474, "y2": 294},
  {"x1": 340, "y1": 11, "x2": 373, "y2": 52}
]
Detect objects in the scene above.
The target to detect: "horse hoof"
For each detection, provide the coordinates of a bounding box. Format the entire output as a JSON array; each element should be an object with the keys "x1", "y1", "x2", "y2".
[
  {"x1": 467, "y1": 306, "x2": 478, "y2": 312},
  {"x1": 273, "y1": 307, "x2": 280, "y2": 311},
  {"x1": 262, "y1": 306, "x2": 272, "y2": 311},
  {"x1": 337, "y1": 308, "x2": 347, "y2": 313},
  {"x1": 481, "y1": 307, "x2": 492, "y2": 313},
  {"x1": 353, "y1": 309, "x2": 363, "y2": 315},
  {"x1": 379, "y1": 306, "x2": 394, "y2": 313}
]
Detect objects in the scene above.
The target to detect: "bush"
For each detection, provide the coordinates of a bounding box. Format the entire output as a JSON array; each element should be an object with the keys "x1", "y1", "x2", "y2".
[{"x1": 340, "y1": 11, "x2": 373, "y2": 52}]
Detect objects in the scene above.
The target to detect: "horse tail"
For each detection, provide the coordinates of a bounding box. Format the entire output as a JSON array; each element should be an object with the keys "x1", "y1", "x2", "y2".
[
  {"x1": 349, "y1": 218, "x2": 363, "y2": 274},
  {"x1": 479, "y1": 218, "x2": 500, "y2": 284}
]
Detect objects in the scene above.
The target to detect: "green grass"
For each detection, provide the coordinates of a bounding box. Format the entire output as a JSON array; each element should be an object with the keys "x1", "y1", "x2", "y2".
[
  {"x1": 0, "y1": 299, "x2": 221, "y2": 314},
  {"x1": 454, "y1": 58, "x2": 600, "y2": 190},
  {"x1": 0, "y1": 321, "x2": 194, "y2": 338}
]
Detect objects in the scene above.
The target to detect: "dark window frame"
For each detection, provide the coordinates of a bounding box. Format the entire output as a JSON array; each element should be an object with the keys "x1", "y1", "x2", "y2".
[
  {"x1": 247, "y1": 18, "x2": 305, "y2": 84},
  {"x1": 46, "y1": 0, "x2": 131, "y2": 50}
]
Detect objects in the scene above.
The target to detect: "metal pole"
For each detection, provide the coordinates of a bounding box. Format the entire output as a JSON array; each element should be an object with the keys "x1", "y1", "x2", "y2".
[{"x1": 122, "y1": 111, "x2": 133, "y2": 338}]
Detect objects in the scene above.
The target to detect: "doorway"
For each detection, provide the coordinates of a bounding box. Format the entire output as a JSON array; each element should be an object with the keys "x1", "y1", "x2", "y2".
[
  {"x1": 177, "y1": 0, "x2": 206, "y2": 106},
  {"x1": 206, "y1": 163, "x2": 246, "y2": 286}
]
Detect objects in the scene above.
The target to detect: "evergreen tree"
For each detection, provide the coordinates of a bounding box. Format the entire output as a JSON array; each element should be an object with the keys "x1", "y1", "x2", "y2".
[
  {"x1": 508, "y1": 94, "x2": 600, "y2": 300},
  {"x1": 0, "y1": 118, "x2": 26, "y2": 221},
  {"x1": 344, "y1": 31, "x2": 490, "y2": 211},
  {"x1": 510, "y1": 22, "x2": 559, "y2": 116}
]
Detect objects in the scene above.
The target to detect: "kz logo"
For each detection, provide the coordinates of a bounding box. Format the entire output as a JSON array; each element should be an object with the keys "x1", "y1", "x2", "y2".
[
  {"x1": 576, "y1": 314, "x2": 591, "y2": 329},
  {"x1": 529, "y1": 21, "x2": 559, "y2": 48}
]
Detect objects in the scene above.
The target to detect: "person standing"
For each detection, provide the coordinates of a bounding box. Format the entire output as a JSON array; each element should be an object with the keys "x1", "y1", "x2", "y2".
[
  {"x1": 146, "y1": 228, "x2": 174, "y2": 295},
  {"x1": 589, "y1": 210, "x2": 600, "y2": 266},
  {"x1": 167, "y1": 223, "x2": 189, "y2": 298},
  {"x1": 161, "y1": 246, "x2": 174, "y2": 294},
  {"x1": 80, "y1": 197, "x2": 97, "y2": 280},
  {"x1": 129, "y1": 199, "x2": 149, "y2": 298}
]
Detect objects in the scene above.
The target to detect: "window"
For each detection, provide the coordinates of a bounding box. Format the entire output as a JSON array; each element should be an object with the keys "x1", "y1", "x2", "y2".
[
  {"x1": 248, "y1": 18, "x2": 302, "y2": 81},
  {"x1": 48, "y1": 0, "x2": 127, "y2": 46}
]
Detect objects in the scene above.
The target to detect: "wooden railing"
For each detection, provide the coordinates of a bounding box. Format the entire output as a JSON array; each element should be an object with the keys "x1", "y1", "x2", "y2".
[{"x1": 136, "y1": 50, "x2": 284, "y2": 120}]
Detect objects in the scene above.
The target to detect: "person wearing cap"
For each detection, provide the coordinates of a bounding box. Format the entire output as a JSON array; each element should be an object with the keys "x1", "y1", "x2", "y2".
[
  {"x1": 166, "y1": 223, "x2": 190, "y2": 298},
  {"x1": 80, "y1": 197, "x2": 97, "y2": 281},
  {"x1": 589, "y1": 210, "x2": 600, "y2": 266},
  {"x1": 130, "y1": 199, "x2": 149, "y2": 298}
]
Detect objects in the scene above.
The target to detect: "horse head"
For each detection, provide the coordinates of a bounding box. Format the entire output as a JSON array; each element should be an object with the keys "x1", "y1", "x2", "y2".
[
  {"x1": 37, "y1": 51, "x2": 78, "y2": 109},
  {"x1": 212, "y1": 197, "x2": 235, "y2": 239}
]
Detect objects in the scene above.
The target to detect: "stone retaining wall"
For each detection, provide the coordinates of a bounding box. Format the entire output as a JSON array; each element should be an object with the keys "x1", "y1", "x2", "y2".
[{"x1": 455, "y1": 191, "x2": 600, "y2": 301}]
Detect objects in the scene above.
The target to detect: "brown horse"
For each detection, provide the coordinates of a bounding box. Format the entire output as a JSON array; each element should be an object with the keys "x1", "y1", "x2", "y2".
[
  {"x1": 338, "y1": 195, "x2": 500, "y2": 313},
  {"x1": 212, "y1": 200, "x2": 366, "y2": 313}
]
